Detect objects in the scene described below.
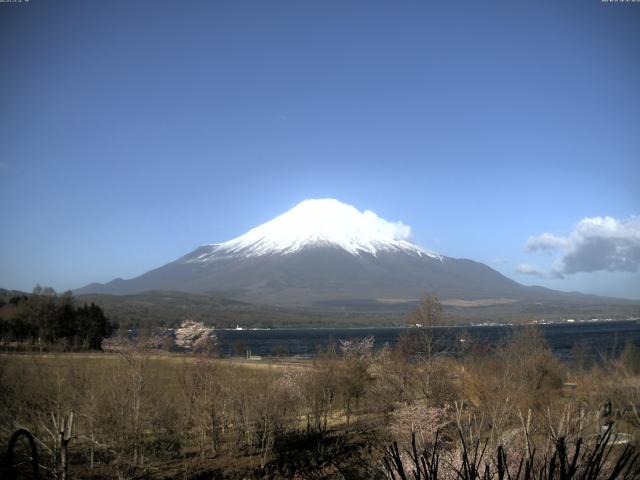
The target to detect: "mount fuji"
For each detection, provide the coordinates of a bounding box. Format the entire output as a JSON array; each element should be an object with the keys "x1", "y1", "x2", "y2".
[{"x1": 75, "y1": 199, "x2": 612, "y2": 309}]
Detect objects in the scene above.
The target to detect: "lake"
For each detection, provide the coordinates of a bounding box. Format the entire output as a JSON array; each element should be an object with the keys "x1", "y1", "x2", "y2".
[{"x1": 216, "y1": 320, "x2": 640, "y2": 359}]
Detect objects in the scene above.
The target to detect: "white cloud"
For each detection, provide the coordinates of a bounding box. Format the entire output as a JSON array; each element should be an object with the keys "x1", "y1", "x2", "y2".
[
  {"x1": 516, "y1": 263, "x2": 545, "y2": 277},
  {"x1": 525, "y1": 216, "x2": 640, "y2": 276},
  {"x1": 525, "y1": 232, "x2": 568, "y2": 252},
  {"x1": 363, "y1": 209, "x2": 412, "y2": 240}
]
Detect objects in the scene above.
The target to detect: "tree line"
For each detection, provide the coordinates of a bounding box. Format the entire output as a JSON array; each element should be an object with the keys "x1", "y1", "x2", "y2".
[{"x1": 0, "y1": 285, "x2": 116, "y2": 350}]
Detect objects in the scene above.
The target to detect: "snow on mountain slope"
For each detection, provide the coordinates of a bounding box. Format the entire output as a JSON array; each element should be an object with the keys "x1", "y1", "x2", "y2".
[
  {"x1": 192, "y1": 199, "x2": 441, "y2": 260},
  {"x1": 76, "y1": 198, "x2": 628, "y2": 309}
]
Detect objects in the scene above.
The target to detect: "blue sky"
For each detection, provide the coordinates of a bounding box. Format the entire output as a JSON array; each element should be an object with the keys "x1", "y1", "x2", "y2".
[{"x1": 1, "y1": 1, "x2": 638, "y2": 298}]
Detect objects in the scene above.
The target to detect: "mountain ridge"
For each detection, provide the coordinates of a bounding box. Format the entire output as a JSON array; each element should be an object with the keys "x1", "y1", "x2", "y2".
[{"x1": 75, "y1": 199, "x2": 638, "y2": 309}]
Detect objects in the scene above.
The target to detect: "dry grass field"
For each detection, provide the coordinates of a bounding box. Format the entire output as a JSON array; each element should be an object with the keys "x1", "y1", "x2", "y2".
[{"x1": 1, "y1": 329, "x2": 639, "y2": 479}]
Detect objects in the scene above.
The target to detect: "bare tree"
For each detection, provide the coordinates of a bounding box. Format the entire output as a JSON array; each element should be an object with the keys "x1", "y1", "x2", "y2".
[
  {"x1": 304, "y1": 348, "x2": 339, "y2": 434},
  {"x1": 52, "y1": 411, "x2": 74, "y2": 480},
  {"x1": 410, "y1": 294, "x2": 444, "y2": 400},
  {"x1": 339, "y1": 336, "x2": 374, "y2": 427}
]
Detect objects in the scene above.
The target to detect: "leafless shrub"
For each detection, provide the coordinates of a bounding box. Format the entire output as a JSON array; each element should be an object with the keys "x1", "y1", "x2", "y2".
[
  {"x1": 382, "y1": 424, "x2": 639, "y2": 480},
  {"x1": 389, "y1": 402, "x2": 454, "y2": 452}
]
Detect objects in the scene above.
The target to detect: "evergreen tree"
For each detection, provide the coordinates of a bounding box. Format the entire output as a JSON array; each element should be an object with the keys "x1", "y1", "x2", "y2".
[{"x1": 0, "y1": 287, "x2": 116, "y2": 349}]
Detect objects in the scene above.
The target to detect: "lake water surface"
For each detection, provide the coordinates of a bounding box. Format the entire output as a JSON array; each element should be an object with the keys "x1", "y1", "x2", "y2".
[{"x1": 216, "y1": 320, "x2": 640, "y2": 359}]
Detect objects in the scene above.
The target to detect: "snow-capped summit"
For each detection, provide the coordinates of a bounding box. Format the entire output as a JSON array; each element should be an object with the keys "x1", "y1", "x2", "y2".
[
  {"x1": 76, "y1": 199, "x2": 536, "y2": 308},
  {"x1": 196, "y1": 199, "x2": 441, "y2": 260}
]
